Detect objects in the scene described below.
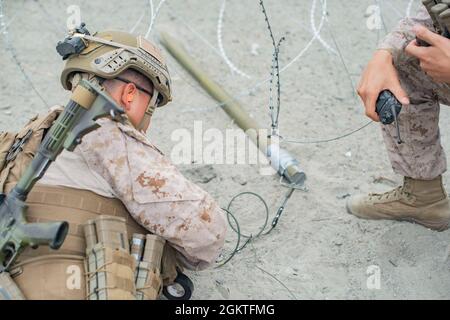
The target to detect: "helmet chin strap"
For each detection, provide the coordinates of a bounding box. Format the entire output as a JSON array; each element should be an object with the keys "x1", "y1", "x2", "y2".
[{"x1": 137, "y1": 89, "x2": 159, "y2": 132}]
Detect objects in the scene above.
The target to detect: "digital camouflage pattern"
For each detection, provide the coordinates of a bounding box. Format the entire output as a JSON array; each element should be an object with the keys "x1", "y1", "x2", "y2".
[
  {"x1": 43, "y1": 117, "x2": 227, "y2": 269},
  {"x1": 378, "y1": 5, "x2": 434, "y2": 60},
  {"x1": 378, "y1": 5, "x2": 450, "y2": 180}
]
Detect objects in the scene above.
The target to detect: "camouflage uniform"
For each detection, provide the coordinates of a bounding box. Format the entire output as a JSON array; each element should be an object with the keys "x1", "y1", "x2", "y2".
[
  {"x1": 40, "y1": 117, "x2": 227, "y2": 270},
  {"x1": 378, "y1": 5, "x2": 450, "y2": 180}
]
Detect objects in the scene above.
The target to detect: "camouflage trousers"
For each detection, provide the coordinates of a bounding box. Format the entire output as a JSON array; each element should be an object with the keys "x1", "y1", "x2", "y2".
[{"x1": 381, "y1": 51, "x2": 450, "y2": 180}]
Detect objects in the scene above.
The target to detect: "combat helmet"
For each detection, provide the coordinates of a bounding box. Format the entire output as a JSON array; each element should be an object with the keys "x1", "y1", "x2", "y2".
[{"x1": 58, "y1": 23, "x2": 172, "y2": 130}]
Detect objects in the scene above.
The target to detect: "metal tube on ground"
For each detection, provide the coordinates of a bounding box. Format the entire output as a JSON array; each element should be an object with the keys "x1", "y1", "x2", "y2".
[{"x1": 159, "y1": 32, "x2": 306, "y2": 187}]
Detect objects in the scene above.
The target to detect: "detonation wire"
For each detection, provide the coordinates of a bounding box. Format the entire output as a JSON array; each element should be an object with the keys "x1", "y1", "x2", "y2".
[
  {"x1": 282, "y1": 0, "x2": 378, "y2": 145},
  {"x1": 217, "y1": 0, "x2": 386, "y2": 266},
  {"x1": 216, "y1": 189, "x2": 293, "y2": 268},
  {"x1": 255, "y1": 265, "x2": 298, "y2": 300},
  {"x1": 225, "y1": 0, "x2": 396, "y2": 261},
  {"x1": 282, "y1": 121, "x2": 373, "y2": 144},
  {"x1": 216, "y1": 0, "x2": 296, "y2": 268},
  {"x1": 215, "y1": 3, "x2": 375, "y2": 299}
]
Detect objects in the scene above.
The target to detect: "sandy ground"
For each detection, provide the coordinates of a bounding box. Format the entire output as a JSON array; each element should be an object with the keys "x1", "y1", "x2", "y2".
[{"x1": 0, "y1": 0, "x2": 449, "y2": 299}]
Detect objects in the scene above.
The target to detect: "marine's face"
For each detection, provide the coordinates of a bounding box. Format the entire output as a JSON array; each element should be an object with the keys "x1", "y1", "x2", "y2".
[
  {"x1": 124, "y1": 86, "x2": 151, "y2": 131},
  {"x1": 103, "y1": 71, "x2": 154, "y2": 132}
]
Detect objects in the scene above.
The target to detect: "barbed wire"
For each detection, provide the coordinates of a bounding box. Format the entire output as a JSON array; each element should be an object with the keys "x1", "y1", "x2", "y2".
[
  {"x1": 162, "y1": 0, "x2": 382, "y2": 146},
  {"x1": 166, "y1": 0, "x2": 330, "y2": 99},
  {"x1": 1, "y1": 0, "x2": 407, "y2": 145},
  {"x1": 0, "y1": 0, "x2": 420, "y2": 287},
  {"x1": 376, "y1": 0, "x2": 388, "y2": 33},
  {"x1": 406, "y1": 0, "x2": 415, "y2": 17},
  {"x1": 164, "y1": 0, "x2": 330, "y2": 116},
  {"x1": 145, "y1": 0, "x2": 168, "y2": 39},
  {"x1": 217, "y1": 0, "x2": 252, "y2": 79},
  {"x1": 259, "y1": 0, "x2": 285, "y2": 134},
  {"x1": 131, "y1": 12, "x2": 147, "y2": 33},
  {"x1": 310, "y1": 0, "x2": 336, "y2": 55},
  {"x1": 0, "y1": 0, "x2": 49, "y2": 108},
  {"x1": 34, "y1": 0, "x2": 66, "y2": 34}
]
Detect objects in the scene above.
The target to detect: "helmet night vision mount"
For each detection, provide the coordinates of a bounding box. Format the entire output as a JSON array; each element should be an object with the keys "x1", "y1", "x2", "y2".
[{"x1": 56, "y1": 22, "x2": 91, "y2": 60}]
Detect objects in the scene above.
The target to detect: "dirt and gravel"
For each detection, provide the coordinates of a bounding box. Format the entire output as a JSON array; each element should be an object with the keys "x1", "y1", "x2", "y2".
[{"x1": 0, "y1": 0, "x2": 449, "y2": 299}]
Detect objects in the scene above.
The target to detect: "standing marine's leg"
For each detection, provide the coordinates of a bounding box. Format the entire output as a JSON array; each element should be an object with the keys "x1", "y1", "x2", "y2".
[
  {"x1": 347, "y1": 52, "x2": 450, "y2": 231},
  {"x1": 383, "y1": 53, "x2": 450, "y2": 180}
]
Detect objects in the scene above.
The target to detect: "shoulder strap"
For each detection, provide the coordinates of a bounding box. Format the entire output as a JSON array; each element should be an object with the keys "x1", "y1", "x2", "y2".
[
  {"x1": 0, "y1": 131, "x2": 18, "y2": 173},
  {"x1": 0, "y1": 107, "x2": 63, "y2": 193}
]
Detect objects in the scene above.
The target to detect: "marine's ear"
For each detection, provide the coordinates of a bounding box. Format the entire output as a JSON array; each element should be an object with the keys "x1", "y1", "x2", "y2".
[{"x1": 121, "y1": 83, "x2": 137, "y2": 110}]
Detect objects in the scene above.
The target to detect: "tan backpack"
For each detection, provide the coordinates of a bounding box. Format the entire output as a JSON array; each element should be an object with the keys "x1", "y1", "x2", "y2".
[{"x1": 0, "y1": 106, "x2": 63, "y2": 194}]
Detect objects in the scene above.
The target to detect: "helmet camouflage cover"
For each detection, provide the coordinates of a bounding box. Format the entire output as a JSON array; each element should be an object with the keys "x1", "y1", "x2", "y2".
[{"x1": 60, "y1": 30, "x2": 172, "y2": 109}]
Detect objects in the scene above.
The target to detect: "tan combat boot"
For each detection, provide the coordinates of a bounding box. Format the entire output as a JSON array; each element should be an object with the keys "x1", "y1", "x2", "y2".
[{"x1": 346, "y1": 176, "x2": 450, "y2": 231}]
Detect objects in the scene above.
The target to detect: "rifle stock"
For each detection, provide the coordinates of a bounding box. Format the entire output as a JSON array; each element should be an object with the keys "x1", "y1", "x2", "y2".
[{"x1": 0, "y1": 80, "x2": 124, "y2": 271}]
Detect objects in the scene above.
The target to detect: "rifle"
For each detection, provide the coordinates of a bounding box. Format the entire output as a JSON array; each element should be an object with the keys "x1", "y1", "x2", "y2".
[
  {"x1": 0, "y1": 79, "x2": 124, "y2": 272},
  {"x1": 376, "y1": 0, "x2": 450, "y2": 144}
]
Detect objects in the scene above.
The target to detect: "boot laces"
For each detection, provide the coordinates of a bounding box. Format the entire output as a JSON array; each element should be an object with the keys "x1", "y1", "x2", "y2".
[{"x1": 369, "y1": 185, "x2": 413, "y2": 202}]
